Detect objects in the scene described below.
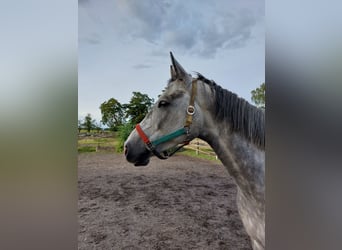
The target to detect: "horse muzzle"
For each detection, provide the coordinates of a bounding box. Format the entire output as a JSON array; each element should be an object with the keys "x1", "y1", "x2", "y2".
[{"x1": 124, "y1": 140, "x2": 151, "y2": 167}]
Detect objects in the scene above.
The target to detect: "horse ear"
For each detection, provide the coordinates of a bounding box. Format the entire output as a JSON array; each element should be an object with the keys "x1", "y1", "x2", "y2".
[
  {"x1": 170, "y1": 65, "x2": 177, "y2": 81},
  {"x1": 170, "y1": 52, "x2": 189, "y2": 81}
]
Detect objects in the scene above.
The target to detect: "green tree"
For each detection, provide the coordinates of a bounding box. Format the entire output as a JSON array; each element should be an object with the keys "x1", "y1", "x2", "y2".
[
  {"x1": 78, "y1": 119, "x2": 82, "y2": 133},
  {"x1": 95, "y1": 121, "x2": 102, "y2": 133},
  {"x1": 99, "y1": 98, "x2": 124, "y2": 131},
  {"x1": 251, "y1": 82, "x2": 265, "y2": 108},
  {"x1": 116, "y1": 122, "x2": 135, "y2": 153},
  {"x1": 82, "y1": 113, "x2": 96, "y2": 133},
  {"x1": 125, "y1": 92, "x2": 154, "y2": 125}
]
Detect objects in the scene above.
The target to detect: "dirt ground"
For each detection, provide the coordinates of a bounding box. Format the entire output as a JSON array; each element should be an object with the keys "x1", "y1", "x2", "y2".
[{"x1": 78, "y1": 152, "x2": 252, "y2": 250}]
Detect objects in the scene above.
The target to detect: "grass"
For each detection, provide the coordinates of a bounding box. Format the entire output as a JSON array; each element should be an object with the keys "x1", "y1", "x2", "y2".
[
  {"x1": 178, "y1": 149, "x2": 219, "y2": 162},
  {"x1": 78, "y1": 137, "x2": 116, "y2": 146},
  {"x1": 78, "y1": 146, "x2": 97, "y2": 153},
  {"x1": 78, "y1": 136, "x2": 119, "y2": 153}
]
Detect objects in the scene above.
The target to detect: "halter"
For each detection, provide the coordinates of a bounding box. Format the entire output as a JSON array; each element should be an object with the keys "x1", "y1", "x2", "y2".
[{"x1": 136, "y1": 79, "x2": 197, "y2": 159}]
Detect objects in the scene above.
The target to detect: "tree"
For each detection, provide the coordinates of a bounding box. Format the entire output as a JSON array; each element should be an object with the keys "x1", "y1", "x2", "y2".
[
  {"x1": 99, "y1": 98, "x2": 124, "y2": 131},
  {"x1": 251, "y1": 82, "x2": 265, "y2": 109},
  {"x1": 95, "y1": 121, "x2": 102, "y2": 133},
  {"x1": 116, "y1": 122, "x2": 135, "y2": 153},
  {"x1": 124, "y1": 92, "x2": 154, "y2": 125},
  {"x1": 78, "y1": 119, "x2": 82, "y2": 133},
  {"x1": 82, "y1": 113, "x2": 96, "y2": 133}
]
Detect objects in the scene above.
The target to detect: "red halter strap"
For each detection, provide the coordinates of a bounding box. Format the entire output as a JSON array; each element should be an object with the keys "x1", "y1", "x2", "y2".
[
  {"x1": 136, "y1": 123, "x2": 168, "y2": 159},
  {"x1": 136, "y1": 123, "x2": 150, "y2": 144}
]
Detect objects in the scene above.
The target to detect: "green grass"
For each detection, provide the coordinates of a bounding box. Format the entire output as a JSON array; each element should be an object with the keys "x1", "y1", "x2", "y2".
[
  {"x1": 78, "y1": 129, "x2": 109, "y2": 134},
  {"x1": 78, "y1": 136, "x2": 119, "y2": 153},
  {"x1": 78, "y1": 137, "x2": 116, "y2": 146},
  {"x1": 78, "y1": 146, "x2": 96, "y2": 153}
]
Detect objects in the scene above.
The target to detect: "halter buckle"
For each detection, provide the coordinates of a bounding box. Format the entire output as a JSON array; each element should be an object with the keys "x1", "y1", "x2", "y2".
[
  {"x1": 146, "y1": 141, "x2": 154, "y2": 151},
  {"x1": 187, "y1": 105, "x2": 195, "y2": 115}
]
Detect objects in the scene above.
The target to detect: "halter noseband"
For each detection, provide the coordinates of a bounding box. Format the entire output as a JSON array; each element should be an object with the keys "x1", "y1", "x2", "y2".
[{"x1": 136, "y1": 79, "x2": 197, "y2": 159}]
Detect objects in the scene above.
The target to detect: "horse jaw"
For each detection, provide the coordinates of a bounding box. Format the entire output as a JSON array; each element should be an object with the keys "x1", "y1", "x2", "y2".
[
  {"x1": 127, "y1": 149, "x2": 151, "y2": 167},
  {"x1": 134, "y1": 158, "x2": 150, "y2": 167},
  {"x1": 129, "y1": 151, "x2": 151, "y2": 167}
]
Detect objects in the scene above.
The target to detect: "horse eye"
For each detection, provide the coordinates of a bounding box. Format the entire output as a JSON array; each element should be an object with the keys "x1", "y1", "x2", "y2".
[{"x1": 158, "y1": 100, "x2": 169, "y2": 108}]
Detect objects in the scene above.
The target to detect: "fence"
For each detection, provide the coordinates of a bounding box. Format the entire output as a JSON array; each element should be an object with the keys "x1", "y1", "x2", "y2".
[
  {"x1": 78, "y1": 134, "x2": 217, "y2": 158},
  {"x1": 184, "y1": 138, "x2": 218, "y2": 160},
  {"x1": 78, "y1": 134, "x2": 116, "y2": 153}
]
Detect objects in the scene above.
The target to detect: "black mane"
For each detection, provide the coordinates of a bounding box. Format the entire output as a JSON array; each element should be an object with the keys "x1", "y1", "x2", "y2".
[{"x1": 196, "y1": 73, "x2": 265, "y2": 149}]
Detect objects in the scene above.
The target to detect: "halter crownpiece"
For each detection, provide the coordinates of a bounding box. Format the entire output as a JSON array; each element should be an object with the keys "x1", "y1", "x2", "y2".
[{"x1": 136, "y1": 79, "x2": 197, "y2": 159}]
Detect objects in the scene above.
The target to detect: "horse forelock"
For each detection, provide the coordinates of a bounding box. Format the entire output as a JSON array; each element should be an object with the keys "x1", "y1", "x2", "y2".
[{"x1": 196, "y1": 73, "x2": 265, "y2": 149}]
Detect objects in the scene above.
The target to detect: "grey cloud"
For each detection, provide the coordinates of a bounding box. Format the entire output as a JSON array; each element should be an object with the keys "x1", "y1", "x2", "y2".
[
  {"x1": 80, "y1": 0, "x2": 263, "y2": 56},
  {"x1": 195, "y1": 9, "x2": 257, "y2": 56},
  {"x1": 132, "y1": 64, "x2": 152, "y2": 69},
  {"x1": 78, "y1": 0, "x2": 89, "y2": 5},
  {"x1": 79, "y1": 31, "x2": 101, "y2": 45},
  {"x1": 120, "y1": 0, "x2": 170, "y2": 42},
  {"x1": 119, "y1": 0, "x2": 263, "y2": 57},
  {"x1": 86, "y1": 33, "x2": 101, "y2": 44}
]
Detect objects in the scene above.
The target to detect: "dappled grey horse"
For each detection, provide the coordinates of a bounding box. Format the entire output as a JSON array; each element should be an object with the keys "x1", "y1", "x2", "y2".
[{"x1": 124, "y1": 52, "x2": 265, "y2": 250}]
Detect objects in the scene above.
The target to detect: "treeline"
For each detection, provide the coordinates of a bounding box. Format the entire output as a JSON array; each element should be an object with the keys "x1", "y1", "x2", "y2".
[
  {"x1": 78, "y1": 114, "x2": 102, "y2": 133},
  {"x1": 251, "y1": 82, "x2": 265, "y2": 109},
  {"x1": 78, "y1": 91, "x2": 154, "y2": 152},
  {"x1": 100, "y1": 91, "x2": 154, "y2": 131},
  {"x1": 79, "y1": 91, "x2": 154, "y2": 132}
]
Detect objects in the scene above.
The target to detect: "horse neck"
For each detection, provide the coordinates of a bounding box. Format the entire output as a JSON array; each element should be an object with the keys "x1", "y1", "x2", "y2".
[{"x1": 197, "y1": 82, "x2": 265, "y2": 200}]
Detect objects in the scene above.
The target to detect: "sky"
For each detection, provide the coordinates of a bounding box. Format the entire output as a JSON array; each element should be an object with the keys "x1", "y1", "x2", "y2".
[{"x1": 79, "y1": 0, "x2": 265, "y2": 122}]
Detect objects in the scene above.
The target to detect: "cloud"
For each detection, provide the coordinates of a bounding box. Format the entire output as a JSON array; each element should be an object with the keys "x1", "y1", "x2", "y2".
[
  {"x1": 79, "y1": 0, "x2": 264, "y2": 56},
  {"x1": 81, "y1": 32, "x2": 101, "y2": 45},
  {"x1": 132, "y1": 64, "x2": 152, "y2": 69},
  {"x1": 120, "y1": 0, "x2": 263, "y2": 57},
  {"x1": 78, "y1": 0, "x2": 89, "y2": 5}
]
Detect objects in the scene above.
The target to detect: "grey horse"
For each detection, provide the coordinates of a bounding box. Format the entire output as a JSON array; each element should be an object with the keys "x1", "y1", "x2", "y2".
[{"x1": 125, "y1": 52, "x2": 265, "y2": 250}]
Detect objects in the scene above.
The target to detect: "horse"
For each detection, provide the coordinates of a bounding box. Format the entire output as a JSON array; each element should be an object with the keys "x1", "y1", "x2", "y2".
[{"x1": 124, "y1": 52, "x2": 265, "y2": 250}]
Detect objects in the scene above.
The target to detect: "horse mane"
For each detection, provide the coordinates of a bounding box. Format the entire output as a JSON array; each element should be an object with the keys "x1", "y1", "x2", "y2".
[{"x1": 196, "y1": 73, "x2": 265, "y2": 149}]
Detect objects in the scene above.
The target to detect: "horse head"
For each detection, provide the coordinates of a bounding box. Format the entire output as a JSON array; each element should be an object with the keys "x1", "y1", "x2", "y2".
[{"x1": 124, "y1": 52, "x2": 204, "y2": 166}]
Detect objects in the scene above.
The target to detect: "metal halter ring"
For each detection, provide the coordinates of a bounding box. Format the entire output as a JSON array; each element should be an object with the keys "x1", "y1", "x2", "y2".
[{"x1": 187, "y1": 105, "x2": 195, "y2": 115}]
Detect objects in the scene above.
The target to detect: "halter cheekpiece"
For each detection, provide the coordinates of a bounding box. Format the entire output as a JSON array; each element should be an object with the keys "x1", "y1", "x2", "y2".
[{"x1": 136, "y1": 79, "x2": 197, "y2": 159}]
